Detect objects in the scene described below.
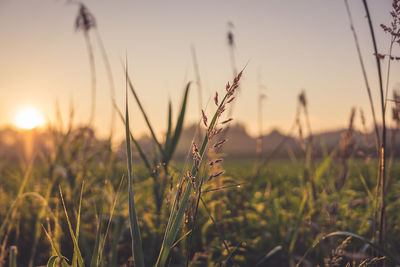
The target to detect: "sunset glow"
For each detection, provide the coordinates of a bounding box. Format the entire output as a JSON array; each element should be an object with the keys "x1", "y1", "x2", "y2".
[{"x1": 14, "y1": 107, "x2": 45, "y2": 130}]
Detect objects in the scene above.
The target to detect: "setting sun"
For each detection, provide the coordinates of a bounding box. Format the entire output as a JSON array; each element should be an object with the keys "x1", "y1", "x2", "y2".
[{"x1": 14, "y1": 107, "x2": 45, "y2": 130}]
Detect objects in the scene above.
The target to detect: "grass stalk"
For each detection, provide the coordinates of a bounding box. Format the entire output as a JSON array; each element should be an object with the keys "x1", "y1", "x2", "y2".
[
  {"x1": 75, "y1": 4, "x2": 97, "y2": 126},
  {"x1": 94, "y1": 29, "x2": 117, "y2": 138},
  {"x1": 125, "y1": 60, "x2": 145, "y2": 267},
  {"x1": 344, "y1": 0, "x2": 380, "y2": 151},
  {"x1": 85, "y1": 31, "x2": 97, "y2": 126},
  {"x1": 155, "y1": 70, "x2": 243, "y2": 267},
  {"x1": 59, "y1": 187, "x2": 85, "y2": 267},
  {"x1": 361, "y1": 0, "x2": 387, "y2": 248},
  {"x1": 9, "y1": 246, "x2": 17, "y2": 267},
  {"x1": 126, "y1": 74, "x2": 166, "y2": 159}
]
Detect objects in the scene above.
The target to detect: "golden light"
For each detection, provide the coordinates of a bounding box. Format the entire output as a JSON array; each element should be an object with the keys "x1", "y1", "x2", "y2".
[{"x1": 14, "y1": 107, "x2": 45, "y2": 130}]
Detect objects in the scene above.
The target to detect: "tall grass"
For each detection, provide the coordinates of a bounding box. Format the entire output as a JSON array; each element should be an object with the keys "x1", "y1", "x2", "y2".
[
  {"x1": 2, "y1": 2, "x2": 400, "y2": 266},
  {"x1": 124, "y1": 60, "x2": 145, "y2": 267},
  {"x1": 362, "y1": 0, "x2": 387, "y2": 248},
  {"x1": 75, "y1": 3, "x2": 97, "y2": 126}
]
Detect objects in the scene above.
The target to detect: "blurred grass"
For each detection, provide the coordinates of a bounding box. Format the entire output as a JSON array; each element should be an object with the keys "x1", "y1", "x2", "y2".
[{"x1": 1, "y1": 141, "x2": 400, "y2": 266}]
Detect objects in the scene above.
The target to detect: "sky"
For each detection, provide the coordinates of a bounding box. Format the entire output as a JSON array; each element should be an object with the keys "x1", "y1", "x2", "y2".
[{"x1": 0, "y1": 0, "x2": 399, "y2": 140}]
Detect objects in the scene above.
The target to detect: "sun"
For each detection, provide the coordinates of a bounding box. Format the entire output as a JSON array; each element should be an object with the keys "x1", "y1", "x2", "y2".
[{"x1": 14, "y1": 107, "x2": 45, "y2": 130}]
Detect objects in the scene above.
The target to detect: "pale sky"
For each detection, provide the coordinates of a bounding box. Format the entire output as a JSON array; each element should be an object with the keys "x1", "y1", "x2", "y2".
[{"x1": 0, "y1": 0, "x2": 398, "y2": 140}]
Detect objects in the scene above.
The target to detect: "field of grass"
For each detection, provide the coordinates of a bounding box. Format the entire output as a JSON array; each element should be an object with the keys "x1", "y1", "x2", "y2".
[
  {"x1": 2, "y1": 134, "x2": 400, "y2": 267},
  {"x1": 1, "y1": 67, "x2": 400, "y2": 266},
  {"x1": 1, "y1": 0, "x2": 400, "y2": 266}
]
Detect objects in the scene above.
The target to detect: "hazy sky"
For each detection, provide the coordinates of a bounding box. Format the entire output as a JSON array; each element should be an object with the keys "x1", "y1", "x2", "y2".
[{"x1": 0, "y1": 0, "x2": 398, "y2": 139}]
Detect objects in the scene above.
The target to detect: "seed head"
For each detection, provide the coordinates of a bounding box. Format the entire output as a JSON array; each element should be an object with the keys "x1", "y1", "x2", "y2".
[
  {"x1": 299, "y1": 91, "x2": 307, "y2": 108},
  {"x1": 221, "y1": 118, "x2": 233, "y2": 125},
  {"x1": 214, "y1": 139, "x2": 226, "y2": 148},
  {"x1": 208, "y1": 171, "x2": 224, "y2": 181},
  {"x1": 227, "y1": 96, "x2": 235, "y2": 104},
  {"x1": 201, "y1": 109, "x2": 208, "y2": 127},
  {"x1": 192, "y1": 142, "x2": 200, "y2": 158},
  {"x1": 381, "y1": 0, "x2": 400, "y2": 46},
  {"x1": 226, "y1": 82, "x2": 230, "y2": 91},
  {"x1": 75, "y1": 4, "x2": 96, "y2": 32},
  {"x1": 187, "y1": 171, "x2": 196, "y2": 186},
  {"x1": 217, "y1": 104, "x2": 226, "y2": 117},
  {"x1": 374, "y1": 53, "x2": 386, "y2": 60},
  {"x1": 209, "y1": 158, "x2": 223, "y2": 167}
]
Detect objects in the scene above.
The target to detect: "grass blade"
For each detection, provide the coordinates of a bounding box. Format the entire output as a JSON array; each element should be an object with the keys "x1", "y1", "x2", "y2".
[
  {"x1": 46, "y1": 255, "x2": 59, "y2": 267},
  {"x1": 59, "y1": 187, "x2": 84, "y2": 267},
  {"x1": 166, "y1": 82, "x2": 191, "y2": 161},
  {"x1": 100, "y1": 176, "x2": 125, "y2": 265},
  {"x1": 9, "y1": 246, "x2": 17, "y2": 267},
  {"x1": 42, "y1": 226, "x2": 69, "y2": 267},
  {"x1": 164, "y1": 100, "x2": 173, "y2": 153},
  {"x1": 289, "y1": 189, "x2": 308, "y2": 254},
  {"x1": 125, "y1": 63, "x2": 145, "y2": 267},
  {"x1": 255, "y1": 245, "x2": 283, "y2": 267},
  {"x1": 114, "y1": 103, "x2": 152, "y2": 171},
  {"x1": 90, "y1": 211, "x2": 103, "y2": 267},
  {"x1": 72, "y1": 182, "x2": 84, "y2": 267},
  {"x1": 126, "y1": 72, "x2": 166, "y2": 158}
]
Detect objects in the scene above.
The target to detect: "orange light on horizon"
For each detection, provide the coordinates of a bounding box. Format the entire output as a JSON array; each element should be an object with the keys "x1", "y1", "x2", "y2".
[{"x1": 14, "y1": 107, "x2": 45, "y2": 130}]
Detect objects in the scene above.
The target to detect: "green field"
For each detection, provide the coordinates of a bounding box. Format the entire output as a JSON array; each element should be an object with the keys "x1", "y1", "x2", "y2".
[{"x1": 1, "y1": 122, "x2": 400, "y2": 266}]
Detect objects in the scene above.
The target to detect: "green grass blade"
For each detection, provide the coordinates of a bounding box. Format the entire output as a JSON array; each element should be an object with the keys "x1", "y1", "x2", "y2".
[
  {"x1": 59, "y1": 188, "x2": 84, "y2": 267},
  {"x1": 114, "y1": 103, "x2": 152, "y2": 171},
  {"x1": 313, "y1": 150, "x2": 334, "y2": 184},
  {"x1": 255, "y1": 245, "x2": 283, "y2": 267},
  {"x1": 289, "y1": 189, "x2": 308, "y2": 254},
  {"x1": 9, "y1": 246, "x2": 17, "y2": 267},
  {"x1": 100, "y1": 176, "x2": 125, "y2": 265},
  {"x1": 126, "y1": 72, "x2": 166, "y2": 158},
  {"x1": 156, "y1": 182, "x2": 192, "y2": 266},
  {"x1": 46, "y1": 255, "x2": 59, "y2": 267},
  {"x1": 166, "y1": 82, "x2": 190, "y2": 161},
  {"x1": 72, "y1": 182, "x2": 84, "y2": 267},
  {"x1": 110, "y1": 214, "x2": 122, "y2": 267},
  {"x1": 90, "y1": 211, "x2": 103, "y2": 267},
  {"x1": 358, "y1": 171, "x2": 374, "y2": 199},
  {"x1": 164, "y1": 100, "x2": 172, "y2": 153},
  {"x1": 125, "y1": 67, "x2": 145, "y2": 267},
  {"x1": 42, "y1": 226, "x2": 69, "y2": 267}
]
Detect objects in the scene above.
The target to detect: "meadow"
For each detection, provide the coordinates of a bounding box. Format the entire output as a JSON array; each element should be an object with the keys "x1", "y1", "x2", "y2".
[{"x1": 1, "y1": 0, "x2": 400, "y2": 266}]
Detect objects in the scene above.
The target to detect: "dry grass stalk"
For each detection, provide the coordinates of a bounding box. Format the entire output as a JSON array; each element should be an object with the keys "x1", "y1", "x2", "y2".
[
  {"x1": 362, "y1": 0, "x2": 387, "y2": 248},
  {"x1": 75, "y1": 3, "x2": 97, "y2": 126},
  {"x1": 344, "y1": 0, "x2": 380, "y2": 152}
]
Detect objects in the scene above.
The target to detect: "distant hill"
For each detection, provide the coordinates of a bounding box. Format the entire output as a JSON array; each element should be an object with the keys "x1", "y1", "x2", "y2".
[
  {"x1": 131, "y1": 123, "x2": 399, "y2": 160},
  {"x1": 1, "y1": 123, "x2": 399, "y2": 163}
]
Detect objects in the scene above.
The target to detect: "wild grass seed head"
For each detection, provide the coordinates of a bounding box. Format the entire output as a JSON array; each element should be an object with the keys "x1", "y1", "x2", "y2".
[
  {"x1": 201, "y1": 109, "x2": 208, "y2": 127},
  {"x1": 75, "y1": 4, "x2": 96, "y2": 32}
]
